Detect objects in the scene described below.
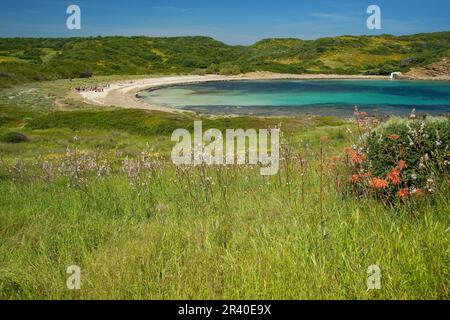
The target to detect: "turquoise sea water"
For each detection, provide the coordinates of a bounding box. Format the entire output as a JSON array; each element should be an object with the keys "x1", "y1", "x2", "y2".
[{"x1": 138, "y1": 80, "x2": 450, "y2": 117}]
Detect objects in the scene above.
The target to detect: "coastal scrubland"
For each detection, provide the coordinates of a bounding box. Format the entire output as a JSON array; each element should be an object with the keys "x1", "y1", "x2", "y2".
[
  {"x1": 0, "y1": 78, "x2": 448, "y2": 299},
  {"x1": 1, "y1": 32, "x2": 450, "y2": 87}
]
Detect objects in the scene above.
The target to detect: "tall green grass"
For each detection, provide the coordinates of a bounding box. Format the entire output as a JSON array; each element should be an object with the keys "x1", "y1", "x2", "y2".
[
  {"x1": 0, "y1": 138, "x2": 448, "y2": 300},
  {"x1": 0, "y1": 94, "x2": 448, "y2": 299}
]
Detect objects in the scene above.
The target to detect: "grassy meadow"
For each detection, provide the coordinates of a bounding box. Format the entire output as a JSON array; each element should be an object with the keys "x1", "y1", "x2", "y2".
[{"x1": 0, "y1": 77, "x2": 449, "y2": 300}]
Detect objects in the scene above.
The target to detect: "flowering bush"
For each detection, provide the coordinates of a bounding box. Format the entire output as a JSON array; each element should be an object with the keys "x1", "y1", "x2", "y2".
[
  {"x1": 0, "y1": 132, "x2": 30, "y2": 143},
  {"x1": 343, "y1": 117, "x2": 449, "y2": 203}
]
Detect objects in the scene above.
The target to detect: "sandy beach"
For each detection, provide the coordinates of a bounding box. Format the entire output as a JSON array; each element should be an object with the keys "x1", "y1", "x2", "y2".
[{"x1": 77, "y1": 72, "x2": 391, "y2": 112}]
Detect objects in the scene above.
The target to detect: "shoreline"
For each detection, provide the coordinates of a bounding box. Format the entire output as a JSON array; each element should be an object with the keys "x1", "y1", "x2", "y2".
[
  {"x1": 77, "y1": 73, "x2": 390, "y2": 113},
  {"x1": 76, "y1": 72, "x2": 449, "y2": 114}
]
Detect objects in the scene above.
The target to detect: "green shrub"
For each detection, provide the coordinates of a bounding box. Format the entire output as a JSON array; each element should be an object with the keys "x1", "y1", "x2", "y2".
[
  {"x1": 79, "y1": 70, "x2": 93, "y2": 78},
  {"x1": 219, "y1": 65, "x2": 241, "y2": 76},
  {"x1": 343, "y1": 117, "x2": 449, "y2": 203},
  {"x1": 191, "y1": 68, "x2": 207, "y2": 76},
  {"x1": 0, "y1": 132, "x2": 30, "y2": 143}
]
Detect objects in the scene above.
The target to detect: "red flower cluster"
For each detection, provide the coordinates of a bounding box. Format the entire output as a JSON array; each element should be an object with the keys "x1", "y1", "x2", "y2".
[
  {"x1": 397, "y1": 160, "x2": 407, "y2": 170},
  {"x1": 351, "y1": 151, "x2": 366, "y2": 165},
  {"x1": 398, "y1": 188, "x2": 410, "y2": 199},
  {"x1": 387, "y1": 169, "x2": 402, "y2": 185},
  {"x1": 350, "y1": 172, "x2": 372, "y2": 184},
  {"x1": 372, "y1": 178, "x2": 388, "y2": 190},
  {"x1": 388, "y1": 134, "x2": 400, "y2": 141},
  {"x1": 343, "y1": 145, "x2": 417, "y2": 201}
]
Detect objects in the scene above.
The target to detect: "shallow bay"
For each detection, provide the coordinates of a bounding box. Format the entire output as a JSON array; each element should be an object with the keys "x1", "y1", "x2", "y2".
[{"x1": 139, "y1": 79, "x2": 450, "y2": 116}]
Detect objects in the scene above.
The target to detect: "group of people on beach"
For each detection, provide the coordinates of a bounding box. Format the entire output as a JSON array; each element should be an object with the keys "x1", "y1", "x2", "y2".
[{"x1": 75, "y1": 84, "x2": 110, "y2": 93}]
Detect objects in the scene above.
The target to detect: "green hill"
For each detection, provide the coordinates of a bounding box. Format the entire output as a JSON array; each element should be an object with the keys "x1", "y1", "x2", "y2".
[{"x1": 0, "y1": 32, "x2": 449, "y2": 87}]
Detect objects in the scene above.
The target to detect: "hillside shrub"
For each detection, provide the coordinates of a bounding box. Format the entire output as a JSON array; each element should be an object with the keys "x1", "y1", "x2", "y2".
[
  {"x1": 0, "y1": 132, "x2": 30, "y2": 143},
  {"x1": 79, "y1": 70, "x2": 93, "y2": 78},
  {"x1": 219, "y1": 65, "x2": 241, "y2": 76},
  {"x1": 191, "y1": 68, "x2": 207, "y2": 76}
]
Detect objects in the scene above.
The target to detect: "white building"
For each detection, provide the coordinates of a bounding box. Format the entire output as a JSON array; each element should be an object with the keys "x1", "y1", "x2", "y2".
[{"x1": 390, "y1": 72, "x2": 402, "y2": 80}]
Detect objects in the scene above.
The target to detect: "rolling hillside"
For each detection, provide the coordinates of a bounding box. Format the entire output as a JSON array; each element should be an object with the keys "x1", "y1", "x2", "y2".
[{"x1": 0, "y1": 32, "x2": 449, "y2": 88}]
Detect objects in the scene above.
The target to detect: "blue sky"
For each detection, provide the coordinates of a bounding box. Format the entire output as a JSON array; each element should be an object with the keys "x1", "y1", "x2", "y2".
[{"x1": 0, "y1": 0, "x2": 449, "y2": 44}]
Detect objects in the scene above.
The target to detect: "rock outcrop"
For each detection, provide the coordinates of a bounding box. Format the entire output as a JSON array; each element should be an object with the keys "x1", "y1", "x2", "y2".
[{"x1": 404, "y1": 58, "x2": 450, "y2": 80}]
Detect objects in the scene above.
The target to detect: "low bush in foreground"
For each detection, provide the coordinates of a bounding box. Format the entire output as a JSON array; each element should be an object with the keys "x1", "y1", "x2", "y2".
[{"x1": 342, "y1": 117, "x2": 449, "y2": 203}]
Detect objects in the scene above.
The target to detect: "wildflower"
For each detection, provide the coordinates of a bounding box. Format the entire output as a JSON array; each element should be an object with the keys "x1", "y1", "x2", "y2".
[
  {"x1": 419, "y1": 121, "x2": 425, "y2": 134},
  {"x1": 397, "y1": 160, "x2": 407, "y2": 171},
  {"x1": 387, "y1": 169, "x2": 402, "y2": 185},
  {"x1": 351, "y1": 175, "x2": 361, "y2": 184},
  {"x1": 344, "y1": 147, "x2": 353, "y2": 155},
  {"x1": 388, "y1": 134, "x2": 400, "y2": 141},
  {"x1": 351, "y1": 151, "x2": 365, "y2": 164},
  {"x1": 398, "y1": 188, "x2": 410, "y2": 199},
  {"x1": 372, "y1": 178, "x2": 388, "y2": 190},
  {"x1": 425, "y1": 178, "x2": 435, "y2": 192}
]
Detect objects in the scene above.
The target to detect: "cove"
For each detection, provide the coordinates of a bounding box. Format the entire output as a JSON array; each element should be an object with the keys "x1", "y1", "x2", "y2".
[{"x1": 138, "y1": 79, "x2": 450, "y2": 117}]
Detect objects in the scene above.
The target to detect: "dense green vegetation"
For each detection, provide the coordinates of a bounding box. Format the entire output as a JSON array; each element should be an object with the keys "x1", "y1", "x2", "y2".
[
  {"x1": 0, "y1": 77, "x2": 449, "y2": 299},
  {"x1": 1, "y1": 31, "x2": 450, "y2": 87},
  {"x1": 0, "y1": 131, "x2": 30, "y2": 143},
  {"x1": 0, "y1": 31, "x2": 448, "y2": 299},
  {"x1": 343, "y1": 117, "x2": 449, "y2": 203},
  {"x1": 1, "y1": 97, "x2": 448, "y2": 299}
]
